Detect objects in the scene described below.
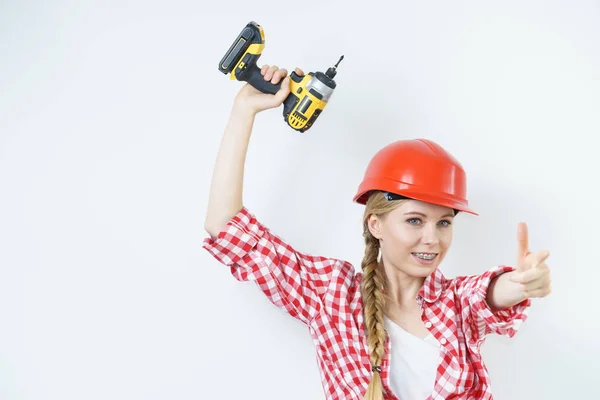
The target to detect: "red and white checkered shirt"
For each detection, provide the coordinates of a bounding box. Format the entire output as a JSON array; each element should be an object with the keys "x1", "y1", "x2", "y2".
[{"x1": 203, "y1": 207, "x2": 531, "y2": 400}]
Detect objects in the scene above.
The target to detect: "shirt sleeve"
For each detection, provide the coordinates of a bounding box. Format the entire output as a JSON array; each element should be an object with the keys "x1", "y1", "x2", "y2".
[
  {"x1": 453, "y1": 265, "x2": 531, "y2": 342},
  {"x1": 202, "y1": 207, "x2": 356, "y2": 325}
]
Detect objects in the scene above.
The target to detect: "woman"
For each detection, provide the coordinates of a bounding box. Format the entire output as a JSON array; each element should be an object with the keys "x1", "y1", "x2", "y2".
[{"x1": 203, "y1": 65, "x2": 552, "y2": 400}]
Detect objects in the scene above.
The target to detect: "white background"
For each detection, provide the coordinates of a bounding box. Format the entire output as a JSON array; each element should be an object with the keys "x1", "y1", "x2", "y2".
[{"x1": 1, "y1": 1, "x2": 598, "y2": 399}]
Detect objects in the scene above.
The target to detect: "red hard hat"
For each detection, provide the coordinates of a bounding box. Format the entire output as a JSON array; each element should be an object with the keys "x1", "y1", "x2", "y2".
[{"x1": 353, "y1": 139, "x2": 478, "y2": 215}]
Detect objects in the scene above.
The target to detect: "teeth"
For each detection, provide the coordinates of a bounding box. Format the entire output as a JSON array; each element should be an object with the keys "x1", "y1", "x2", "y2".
[{"x1": 414, "y1": 253, "x2": 436, "y2": 260}]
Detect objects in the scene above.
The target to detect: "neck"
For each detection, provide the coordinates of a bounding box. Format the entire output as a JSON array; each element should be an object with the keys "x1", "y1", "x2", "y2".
[{"x1": 381, "y1": 261, "x2": 426, "y2": 310}]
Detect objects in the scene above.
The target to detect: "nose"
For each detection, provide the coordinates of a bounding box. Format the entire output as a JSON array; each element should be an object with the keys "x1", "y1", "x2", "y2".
[{"x1": 421, "y1": 223, "x2": 440, "y2": 245}]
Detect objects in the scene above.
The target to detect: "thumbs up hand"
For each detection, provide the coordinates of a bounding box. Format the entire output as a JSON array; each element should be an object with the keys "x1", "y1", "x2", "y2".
[{"x1": 508, "y1": 222, "x2": 552, "y2": 299}]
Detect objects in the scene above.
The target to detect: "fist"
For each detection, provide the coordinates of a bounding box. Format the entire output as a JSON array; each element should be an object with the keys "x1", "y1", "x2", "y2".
[{"x1": 233, "y1": 65, "x2": 305, "y2": 115}]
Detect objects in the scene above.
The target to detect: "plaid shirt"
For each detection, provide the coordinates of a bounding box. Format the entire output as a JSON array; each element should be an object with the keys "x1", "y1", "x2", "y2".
[{"x1": 203, "y1": 207, "x2": 531, "y2": 400}]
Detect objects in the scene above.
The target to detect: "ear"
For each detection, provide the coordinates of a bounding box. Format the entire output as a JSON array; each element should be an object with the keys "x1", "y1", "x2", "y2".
[{"x1": 367, "y1": 214, "x2": 383, "y2": 240}]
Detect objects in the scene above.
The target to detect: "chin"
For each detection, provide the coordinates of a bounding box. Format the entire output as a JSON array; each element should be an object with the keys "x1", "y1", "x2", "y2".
[{"x1": 407, "y1": 263, "x2": 438, "y2": 278}]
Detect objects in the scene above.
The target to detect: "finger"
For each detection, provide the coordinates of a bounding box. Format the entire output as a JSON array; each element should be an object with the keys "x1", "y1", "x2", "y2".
[
  {"x1": 272, "y1": 76, "x2": 290, "y2": 103},
  {"x1": 271, "y1": 68, "x2": 288, "y2": 84},
  {"x1": 523, "y1": 285, "x2": 552, "y2": 299},
  {"x1": 260, "y1": 65, "x2": 269, "y2": 76},
  {"x1": 517, "y1": 222, "x2": 530, "y2": 260},
  {"x1": 264, "y1": 65, "x2": 278, "y2": 81},
  {"x1": 510, "y1": 268, "x2": 542, "y2": 284},
  {"x1": 521, "y1": 266, "x2": 551, "y2": 288},
  {"x1": 510, "y1": 263, "x2": 550, "y2": 284},
  {"x1": 530, "y1": 250, "x2": 550, "y2": 268},
  {"x1": 523, "y1": 250, "x2": 550, "y2": 271},
  {"x1": 521, "y1": 275, "x2": 551, "y2": 293},
  {"x1": 295, "y1": 67, "x2": 305, "y2": 76}
]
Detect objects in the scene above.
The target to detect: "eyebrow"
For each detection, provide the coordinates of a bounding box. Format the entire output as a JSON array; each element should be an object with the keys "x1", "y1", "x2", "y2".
[{"x1": 403, "y1": 211, "x2": 455, "y2": 218}]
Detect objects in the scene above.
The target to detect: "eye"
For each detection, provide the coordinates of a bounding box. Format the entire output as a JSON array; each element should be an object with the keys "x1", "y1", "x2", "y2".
[
  {"x1": 438, "y1": 220, "x2": 452, "y2": 227},
  {"x1": 407, "y1": 218, "x2": 422, "y2": 225}
]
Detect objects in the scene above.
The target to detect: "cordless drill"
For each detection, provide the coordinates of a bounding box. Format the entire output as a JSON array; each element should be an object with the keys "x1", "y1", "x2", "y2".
[{"x1": 218, "y1": 21, "x2": 343, "y2": 132}]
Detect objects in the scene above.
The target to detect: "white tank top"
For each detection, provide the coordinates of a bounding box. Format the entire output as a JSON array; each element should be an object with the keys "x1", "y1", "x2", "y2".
[{"x1": 384, "y1": 316, "x2": 440, "y2": 400}]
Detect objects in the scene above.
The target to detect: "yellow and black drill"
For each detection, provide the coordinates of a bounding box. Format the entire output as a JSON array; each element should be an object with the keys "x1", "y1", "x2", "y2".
[{"x1": 218, "y1": 21, "x2": 343, "y2": 132}]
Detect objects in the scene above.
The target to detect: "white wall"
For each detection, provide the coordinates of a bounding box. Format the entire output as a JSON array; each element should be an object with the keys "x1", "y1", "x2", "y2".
[{"x1": 1, "y1": 1, "x2": 598, "y2": 399}]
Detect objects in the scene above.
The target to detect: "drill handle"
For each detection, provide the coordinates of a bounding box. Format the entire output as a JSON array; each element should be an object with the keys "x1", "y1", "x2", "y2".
[{"x1": 236, "y1": 54, "x2": 281, "y2": 95}]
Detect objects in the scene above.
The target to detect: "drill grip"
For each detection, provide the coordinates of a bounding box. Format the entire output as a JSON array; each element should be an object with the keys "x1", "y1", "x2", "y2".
[{"x1": 236, "y1": 54, "x2": 282, "y2": 95}]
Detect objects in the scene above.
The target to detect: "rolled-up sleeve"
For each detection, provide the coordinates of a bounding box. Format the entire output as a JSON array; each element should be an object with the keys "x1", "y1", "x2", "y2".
[
  {"x1": 203, "y1": 207, "x2": 355, "y2": 325},
  {"x1": 203, "y1": 207, "x2": 267, "y2": 267},
  {"x1": 455, "y1": 265, "x2": 531, "y2": 341}
]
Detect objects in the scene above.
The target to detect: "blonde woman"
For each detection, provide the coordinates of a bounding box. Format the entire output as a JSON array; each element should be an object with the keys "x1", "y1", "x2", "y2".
[{"x1": 204, "y1": 65, "x2": 552, "y2": 400}]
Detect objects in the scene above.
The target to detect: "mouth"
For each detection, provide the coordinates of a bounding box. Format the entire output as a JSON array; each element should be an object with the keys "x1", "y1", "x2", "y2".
[{"x1": 412, "y1": 252, "x2": 438, "y2": 265}]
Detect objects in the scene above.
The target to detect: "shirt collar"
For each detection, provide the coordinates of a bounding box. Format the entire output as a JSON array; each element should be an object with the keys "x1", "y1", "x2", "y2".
[
  {"x1": 418, "y1": 267, "x2": 446, "y2": 303},
  {"x1": 357, "y1": 266, "x2": 446, "y2": 303}
]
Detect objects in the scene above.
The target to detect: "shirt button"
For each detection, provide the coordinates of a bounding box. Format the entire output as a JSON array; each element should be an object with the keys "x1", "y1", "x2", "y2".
[
  {"x1": 425, "y1": 322, "x2": 432, "y2": 328},
  {"x1": 440, "y1": 338, "x2": 447, "y2": 345}
]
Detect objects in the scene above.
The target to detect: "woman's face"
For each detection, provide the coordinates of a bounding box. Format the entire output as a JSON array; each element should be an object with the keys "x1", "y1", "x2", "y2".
[{"x1": 368, "y1": 199, "x2": 455, "y2": 278}]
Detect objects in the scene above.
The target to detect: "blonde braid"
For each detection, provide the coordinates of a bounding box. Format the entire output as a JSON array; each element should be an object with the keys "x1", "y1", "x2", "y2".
[
  {"x1": 359, "y1": 191, "x2": 407, "y2": 399},
  {"x1": 361, "y1": 227, "x2": 387, "y2": 400}
]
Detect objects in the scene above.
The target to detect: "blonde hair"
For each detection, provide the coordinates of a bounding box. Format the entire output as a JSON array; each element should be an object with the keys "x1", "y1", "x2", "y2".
[{"x1": 361, "y1": 191, "x2": 407, "y2": 400}]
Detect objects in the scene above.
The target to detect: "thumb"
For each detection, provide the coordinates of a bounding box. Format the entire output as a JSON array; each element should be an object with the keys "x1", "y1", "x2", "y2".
[{"x1": 271, "y1": 76, "x2": 290, "y2": 105}]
